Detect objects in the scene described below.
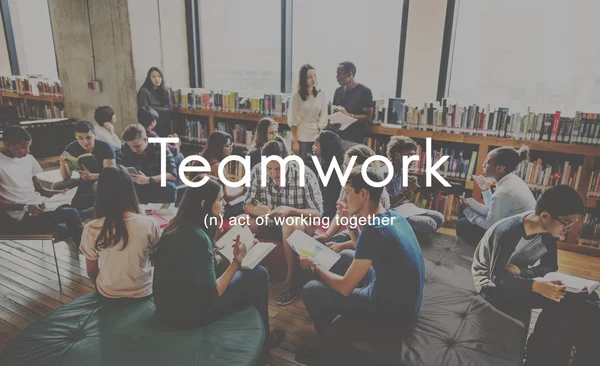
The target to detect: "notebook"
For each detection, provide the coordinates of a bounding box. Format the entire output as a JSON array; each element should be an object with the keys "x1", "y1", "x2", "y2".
[
  {"x1": 286, "y1": 230, "x2": 341, "y2": 271},
  {"x1": 534, "y1": 272, "x2": 600, "y2": 294},
  {"x1": 42, "y1": 187, "x2": 78, "y2": 212},
  {"x1": 215, "y1": 225, "x2": 276, "y2": 270}
]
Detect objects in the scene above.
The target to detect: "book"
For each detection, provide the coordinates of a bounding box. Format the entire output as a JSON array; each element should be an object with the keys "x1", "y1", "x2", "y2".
[
  {"x1": 42, "y1": 187, "x2": 78, "y2": 212},
  {"x1": 215, "y1": 225, "x2": 276, "y2": 270},
  {"x1": 286, "y1": 230, "x2": 340, "y2": 271},
  {"x1": 328, "y1": 112, "x2": 357, "y2": 131},
  {"x1": 534, "y1": 272, "x2": 599, "y2": 294},
  {"x1": 393, "y1": 203, "x2": 430, "y2": 218},
  {"x1": 65, "y1": 153, "x2": 100, "y2": 173}
]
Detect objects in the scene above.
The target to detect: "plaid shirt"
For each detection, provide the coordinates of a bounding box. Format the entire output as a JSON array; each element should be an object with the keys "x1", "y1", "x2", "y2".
[{"x1": 246, "y1": 161, "x2": 323, "y2": 216}]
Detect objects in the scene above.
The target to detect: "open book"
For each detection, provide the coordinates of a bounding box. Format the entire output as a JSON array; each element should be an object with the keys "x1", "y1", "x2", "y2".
[
  {"x1": 215, "y1": 225, "x2": 276, "y2": 270},
  {"x1": 393, "y1": 203, "x2": 429, "y2": 218},
  {"x1": 328, "y1": 112, "x2": 358, "y2": 131},
  {"x1": 42, "y1": 187, "x2": 78, "y2": 212},
  {"x1": 534, "y1": 272, "x2": 600, "y2": 294},
  {"x1": 286, "y1": 230, "x2": 341, "y2": 271},
  {"x1": 65, "y1": 153, "x2": 101, "y2": 173}
]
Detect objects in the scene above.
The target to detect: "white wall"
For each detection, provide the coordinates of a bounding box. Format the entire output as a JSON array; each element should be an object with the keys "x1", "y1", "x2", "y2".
[
  {"x1": 0, "y1": 15, "x2": 11, "y2": 75},
  {"x1": 128, "y1": 0, "x2": 189, "y2": 90},
  {"x1": 401, "y1": 0, "x2": 448, "y2": 104}
]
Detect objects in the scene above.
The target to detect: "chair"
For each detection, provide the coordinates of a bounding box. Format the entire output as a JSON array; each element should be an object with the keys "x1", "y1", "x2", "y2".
[{"x1": 0, "y1": 233, "x2": 64, "y2": 293}]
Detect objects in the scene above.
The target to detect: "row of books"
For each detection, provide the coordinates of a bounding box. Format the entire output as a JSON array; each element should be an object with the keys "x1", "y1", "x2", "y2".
[
  {"x1": 0, "y1": 75, "x2": 63, "y2": 97},
  {"x1": 587, "y1": 167, "x2": 600, "y2": 198},
  {"x1": 391, "y1": 100, "x2": 600, "y2": 145},
  {"x1": 413, "y1": 191, "x2": 461, "y2": 222},
  {"x1": 6, "y1": 101, "x2": 64, "y2": 120},
  {"x1": 175, "y1": 119, "x2": 209, "y2": 141},
  {"x1": 515, "y1": 159, "x2": 582, "y2": 191},
  {"x1": 216, "y1": 121, "x2": 254, "y2": 147},
  {"x1": 578, "y1": 213, "x2": 600, "y2": 248},
  {"x1": 170, "y1": 88, "x2": 290, "y2": 117}
]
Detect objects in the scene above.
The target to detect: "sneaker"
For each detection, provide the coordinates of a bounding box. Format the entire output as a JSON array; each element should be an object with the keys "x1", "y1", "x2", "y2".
[
  {"x1": 295, "y1": 343, "x2": 317, "y2": 364},
  {"x1": 276, "y1": 280, "x2": 297, "y2": 306}
]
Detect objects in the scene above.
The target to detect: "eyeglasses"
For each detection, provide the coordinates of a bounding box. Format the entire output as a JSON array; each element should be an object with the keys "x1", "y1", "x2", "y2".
[{"x1": 553, "y1": 217, "x2": 577, "y2": 232}]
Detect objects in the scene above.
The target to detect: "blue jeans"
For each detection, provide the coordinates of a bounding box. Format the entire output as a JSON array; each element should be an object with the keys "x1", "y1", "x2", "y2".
[
  {"x1": 215, "y1": 265, "x2": 270, "y2": 335},
  {"x1": 135, "y1": 181, "x2": 177, "y2": 204},
  {"x1": 302, "y1": 249, "x2": 378, "y2": 333},
  {"x1": 406, "y1": 210, "x2": 445, "y2": 233}
]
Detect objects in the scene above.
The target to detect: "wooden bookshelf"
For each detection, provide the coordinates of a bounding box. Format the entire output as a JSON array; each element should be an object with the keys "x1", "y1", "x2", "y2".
[
  {"x1": 170, "y1": 109, "x2": 600, "y2": 256},
  {"x1": 367, "y1": 124, "x2": 600, "y2": 257},
  {"x1": 0, "y1": 91, "x2": 65, "y2": 120}
]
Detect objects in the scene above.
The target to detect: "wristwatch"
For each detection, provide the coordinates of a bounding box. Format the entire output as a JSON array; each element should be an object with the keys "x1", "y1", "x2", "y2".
[
  {"x1": 23, "y1": 204, "x2": 30, "y2": 214},
  {"x1": 310, "y1": 263, "x2": 318, "y2": 275},
  {"x1": 148, "y1": 176, "x2": 155, "y2": 184}
]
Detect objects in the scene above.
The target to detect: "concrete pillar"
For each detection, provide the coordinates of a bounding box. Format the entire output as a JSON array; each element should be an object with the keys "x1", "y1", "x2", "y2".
[{"x1": 48, "y1": 0, "x2": 138, "y2": 134}]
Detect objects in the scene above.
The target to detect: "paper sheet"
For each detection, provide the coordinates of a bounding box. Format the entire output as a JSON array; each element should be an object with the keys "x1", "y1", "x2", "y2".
[
  {"x1": 393, "y1": 203, "x2": 430, "y2": 218},
  {"x1": 43, "y1": 187, "x2": 78, "y2": 212},
  {"x1": 287, "y1": 230, "x2": 340, "y2": 271},
  {"x1": 328, "y1": 112, "x2": 358, "y2": 131}
]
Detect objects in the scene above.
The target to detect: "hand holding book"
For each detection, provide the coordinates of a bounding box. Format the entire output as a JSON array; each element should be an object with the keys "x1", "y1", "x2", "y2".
[{"x1": 232, "y1": 235, "x2": 248, "y2": 264}]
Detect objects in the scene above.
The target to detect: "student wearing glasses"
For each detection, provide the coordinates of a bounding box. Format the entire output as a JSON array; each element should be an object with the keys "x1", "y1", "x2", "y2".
[
  {"x1": 457, "y1": 146, "x2": 536, "y2": 246},
  {"x1": 472, "y1": 185, "x2": 597, "y2": 366}
]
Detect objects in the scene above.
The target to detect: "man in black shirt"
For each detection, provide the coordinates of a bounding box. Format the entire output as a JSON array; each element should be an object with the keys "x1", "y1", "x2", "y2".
[
  {"x1": 331, "y1": 62, "x2": 374, "y2": 150},
  {"x1": 118, "y1": 124, "x2": 177, "y2": 203}
]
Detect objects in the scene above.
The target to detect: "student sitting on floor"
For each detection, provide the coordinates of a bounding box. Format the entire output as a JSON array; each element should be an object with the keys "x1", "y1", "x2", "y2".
[
  {"x1": 314, "y1": 144, "x2": 391, "y2": 252},
  {"x1": 0, "y1": 126, "x2": 83, "y2": 246},
  {"x1": 137, "y1": 106, "x2": 184, "y2": 172},
  {"x1": 472, "y1": 185, "x2": 597, "y2": 366},
  {"x1": 55, "y1": 120, "x2": 116, "y2": 211},
  {"x1": 80, "y1": 166, "x2": 160, "y2": 301},
  {"x1": 296, "y1": 167, "x2": 425, "y2": 363},
  {"x1": 93, "y1": 106, "x2": 122, "y2": 154},
  {"x1": 458, "y1": 145, "x2": 535, "y2": 246},
  {"x1": 249, "y1": 117, "x2": 279, "y2": 169},
  {"x1": 152, "y1": 176, "x2": 285, "y2": 350},
  {"x1": 386, "y1": 136, "x2": 444, "y2": 233},
  {"x1": 310, "y1": 130, "x2": 344, "y2": 219},
  {"x1": 244, "y1": 138, "x2": 323, "y2": 306},
  {"x1": 118, "y1": 124, "x2": 177, "y2": 204},
  {"x1": 199, "y1": 131, "x2": 246, "y2": 217}
]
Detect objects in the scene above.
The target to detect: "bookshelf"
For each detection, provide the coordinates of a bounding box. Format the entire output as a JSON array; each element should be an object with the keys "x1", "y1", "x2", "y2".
[
  {"x1": 170, "y1": 107, "x2": 600, "y2": 256},
  {"x1": 366, "y1": 124, "x2": 600, "y2": 256},
  {"x1": 0, "y1": 91, "x2": 65, "y2": 120}
]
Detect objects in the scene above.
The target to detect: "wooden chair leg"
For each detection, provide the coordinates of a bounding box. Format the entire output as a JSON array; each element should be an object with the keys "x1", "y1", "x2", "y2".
[{"x1": 51, "y1": 239, "x2": 62, "y2": 294}]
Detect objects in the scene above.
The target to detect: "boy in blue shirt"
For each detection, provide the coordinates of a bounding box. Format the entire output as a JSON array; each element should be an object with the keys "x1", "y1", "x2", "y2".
[{"x1": 297, "y1": 167, "x2": 425, "y2": 361}]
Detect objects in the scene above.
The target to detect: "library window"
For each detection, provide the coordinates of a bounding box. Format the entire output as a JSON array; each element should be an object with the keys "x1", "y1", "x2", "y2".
[
  {"x1": 199, "y1": 0, "x2": 281, "y2": 95},
  {"x1": 292, "y1": 0, "x2": 404, "y2": 100},
  {"x1": 6, "y1": 0, "x2": 58, "y2": 80},
  {"x1": 447, "y1": 0, "x2": 600, "y2": 116}
]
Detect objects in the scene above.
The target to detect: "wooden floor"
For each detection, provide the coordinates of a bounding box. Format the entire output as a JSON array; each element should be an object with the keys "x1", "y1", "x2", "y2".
[{"x1": 1, "y1": 236, "x2": 599, "y2": 364}]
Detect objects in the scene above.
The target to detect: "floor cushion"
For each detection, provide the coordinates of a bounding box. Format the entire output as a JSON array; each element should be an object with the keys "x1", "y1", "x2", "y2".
[
  {"x1": 313, "y1": 232, "x2": 525, "y2": 366},
  {"x1": 1, "y1": 293, "x2": 265, "y2": 366}
]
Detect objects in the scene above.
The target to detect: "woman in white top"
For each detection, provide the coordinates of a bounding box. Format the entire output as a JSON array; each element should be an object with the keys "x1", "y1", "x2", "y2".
[
  {"x1": 288, "y1": 64, "x2": 329, "y2": 161},
  {"x1": 457, "y1": 145, "x2": 536, "y2": 246},
  {"x1": 93, "y1": 106, "x2": 122, "y2": 152},
  {"x1": 80, "y1": 165, "x2": 161, "y2": 300}
]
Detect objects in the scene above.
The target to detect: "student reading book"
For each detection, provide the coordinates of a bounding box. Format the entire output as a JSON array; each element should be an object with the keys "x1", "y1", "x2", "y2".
[
  {"x1": 152, "y1": 176, "x2": 285, "y2": 351},
  {"x1": 63, "y1": 153, "x2": 100, "y2": 173}
]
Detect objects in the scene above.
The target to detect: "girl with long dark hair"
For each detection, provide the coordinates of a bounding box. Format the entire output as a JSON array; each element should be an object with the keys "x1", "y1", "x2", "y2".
[
  {"x1": 152, "y1": 176, "x2": 285, "y2": 349},
  {"x1": 311, "y1": 131, "x2": 344, "y2": 219},
  {"x1": 249, "y1": 117, "x2": 279, "y2": 168},
  {"x1": 200, "y1": 131, "x2": 245, "y2": 216},
  {"x1": 287, "y1": 64, "x2": 328, "y2": 161},
  {"x1": 137, "y1": 67, "x2": 173, "y2": 136},
  {"x1": 80, "y1": 165, "x2": 161, "y2": 299}
]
